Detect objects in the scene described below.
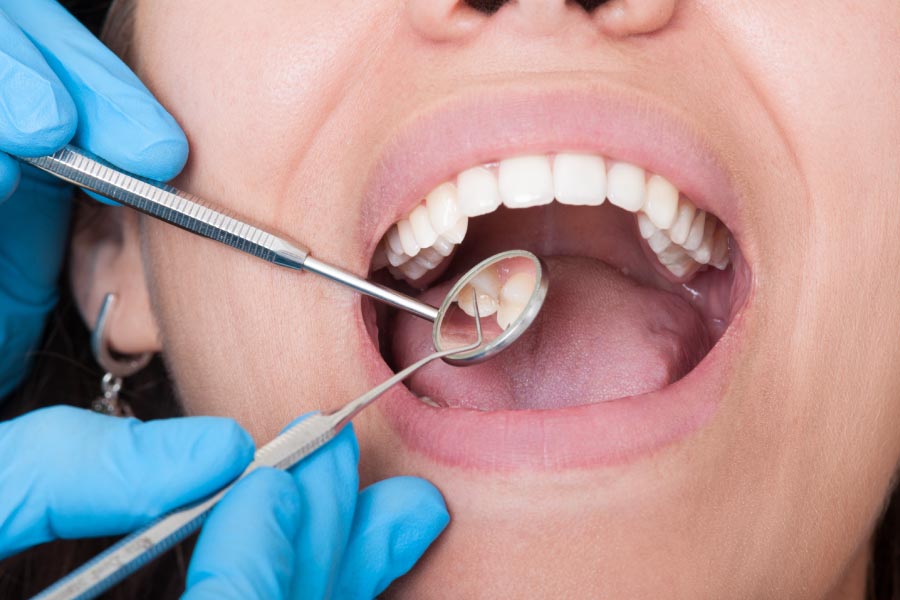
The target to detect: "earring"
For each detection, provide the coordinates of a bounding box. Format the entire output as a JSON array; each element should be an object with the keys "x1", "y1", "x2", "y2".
[{"x1": 90, "y1": 293, "x2": 153, "y2": 417}]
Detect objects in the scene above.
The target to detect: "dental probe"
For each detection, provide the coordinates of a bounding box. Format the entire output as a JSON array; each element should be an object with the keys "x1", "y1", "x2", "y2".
[
  {"x1": 17, "y1": 145, "x2": 438, "y2": 322},
  {"x1": 31, "y1": 311, "x2": 483, "y2": 600}
]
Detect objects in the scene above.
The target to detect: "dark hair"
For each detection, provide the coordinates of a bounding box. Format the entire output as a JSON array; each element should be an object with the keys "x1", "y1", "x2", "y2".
[{"x1": 1, "y1": 1, "x2": 899, "y2": 598}]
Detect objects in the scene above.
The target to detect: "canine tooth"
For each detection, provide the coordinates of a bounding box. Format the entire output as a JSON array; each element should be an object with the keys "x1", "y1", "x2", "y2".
[
  {"x1": 643, "y1": 175, "x2": 679, "y2": 229},
  {"x1": 409, "y1": 204, "x2": 438, "y2": 248},
  {"x1": 442, "y1": 216, "x2": 468, "y2": 244},
  {"x1": 386, "y1": 225, "x2": 405, "y2": 256},
  {"x1": 682, "y1": 210, "x2": 707, "y2": 251},
  {"x1": 457, "y1": 285, "x2": 499, "y2": 317},
  {"x1": 606, "y1": 162, "x2": 645, "y2": 212},
  {"x1": 552, "y1": 153, "x2": 606, "y2": 206},
  {"x1": 637, "y1": 213, "x2": 657, "y2": 239},
  {"x1": 385, "y1": 246, "x2": 411, "y2": 267},
  {"x1": 499, "y1": 155, "x2": 554, "y2": 208},
  {"x1": 397, "y1": 219, "x2": 420, "y2": 257},
  {"x1": 646, "y1": 229, "x2": 672, "y2": 254},
  {"x1": 500, "y1": 272, "x2": 536, "y2": 306},
  {"x1": 457, "y1": 166, "x2": 502, "y2": 217},
  {"x1": 687, "y1": 217, "x2": 717, "y2": 264},
  {"x1": 496, "y1": 302, "x2": 526, "y2": 330},
  {"x1": 668, "y1": 199, "x2": 696, "y2": 246},
  {"x1": 426, "y1": 183, "x2": 461, "y2": 235},
  {"x1": 432, "y1": 236, "x2": 456, "y2": 257}
]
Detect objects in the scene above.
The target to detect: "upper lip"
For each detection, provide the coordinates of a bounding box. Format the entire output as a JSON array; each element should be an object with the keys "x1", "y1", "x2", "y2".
[{"x1": 359, "y1": 76, "x2": 751, "y2": 269}]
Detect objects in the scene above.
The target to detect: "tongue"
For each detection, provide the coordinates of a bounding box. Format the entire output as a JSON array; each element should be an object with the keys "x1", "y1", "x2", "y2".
[{"x1": 389, "y1": 256, "x2": 711, "y2": 411}]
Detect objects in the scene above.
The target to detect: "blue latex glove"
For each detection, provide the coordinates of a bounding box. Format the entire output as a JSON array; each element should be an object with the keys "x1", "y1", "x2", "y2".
[
  {"x1": 186, "y1": 419, "x2": 450, "y2": 599},
  {"x1": 0, "y1": 0, "x2": 188, "y2": 397},
  {"x1": 0, "y1": 408, "x2": 449, "y2": 599}
]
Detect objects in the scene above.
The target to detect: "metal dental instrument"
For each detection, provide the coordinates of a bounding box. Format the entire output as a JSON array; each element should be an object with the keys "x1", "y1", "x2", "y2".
[
  {"x1": 17, "y1": 145, "x2": 437, "y2": 321},
  {"x1": 17, "y1": 146, "x2": 549, "y2": 364},
  {"x1": 32, "y1": 309, "x2": 485, "y2": 600}
]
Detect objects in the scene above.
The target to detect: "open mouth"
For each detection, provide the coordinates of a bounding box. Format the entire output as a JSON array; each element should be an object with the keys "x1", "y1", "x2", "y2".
[
  {"x1": 368, "y1": 151, "x2": 749, "y2": 413},
  {"x1": 356, "y1": 86, "x2": 755, "y2": 470}
]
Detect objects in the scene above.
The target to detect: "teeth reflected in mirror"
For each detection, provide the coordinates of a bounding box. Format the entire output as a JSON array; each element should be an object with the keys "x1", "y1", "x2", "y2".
[{"x1": 433, "y1": 250, "x2": 548, "y2": 366}]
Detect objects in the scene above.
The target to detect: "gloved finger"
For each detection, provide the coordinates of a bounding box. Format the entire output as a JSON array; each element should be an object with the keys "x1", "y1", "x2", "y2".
[
  {"x1": 0, "y1": 406, "x2": 255, "y2": 558},
  {"x1": 333, "y1": 477, "x2": 450, "y2": 599},
  {"x1": 1, "y1": 0, "x2": 188, "y2": 181},
  {"x1": 0, "y1": 8, "x2": 77, "y2": 156},
  {"x1": 0, "y1": 181, "x2": 71, "y2": 396},
  {"x1": 0, "y1": 152, "x2": 21, "y2": 203},
  {"x1": 184, "y1": 469, "x2": 301, "y2": 600},
  {"x1": 286, "y1": 417, "x2": 360, "y2": 599}
]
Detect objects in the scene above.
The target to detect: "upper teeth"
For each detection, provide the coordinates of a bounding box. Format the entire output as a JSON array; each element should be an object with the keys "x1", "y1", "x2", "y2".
[{"x1": 373, "y1": 152, "x2": 731, "y2": 281}]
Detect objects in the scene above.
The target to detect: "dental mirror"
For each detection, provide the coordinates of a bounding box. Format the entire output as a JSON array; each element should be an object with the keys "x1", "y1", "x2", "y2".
[{"x1": 433, "y1": 249, "x2": 548, "y2": 365}]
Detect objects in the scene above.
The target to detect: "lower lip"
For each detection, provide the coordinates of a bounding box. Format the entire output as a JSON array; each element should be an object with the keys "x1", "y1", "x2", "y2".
[{"x1": 363, "y1": 310, "x2": 745, "y2": 472}]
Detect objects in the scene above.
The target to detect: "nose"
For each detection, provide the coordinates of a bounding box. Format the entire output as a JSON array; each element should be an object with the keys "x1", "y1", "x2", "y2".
[{"x1": 407, "y1": 0, "x2": 677, "y2": 41}]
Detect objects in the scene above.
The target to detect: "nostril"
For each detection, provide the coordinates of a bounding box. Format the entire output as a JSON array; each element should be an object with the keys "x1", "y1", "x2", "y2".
[
  {"x1": 463, "y1": 0, "x2": 506, "y2": 15},
  {"x1": 464, "y1": 0, "x2": 612, "y2": 15},
  {"x1": 571, "y1": 0, "x2": 612, "y2": 11}
]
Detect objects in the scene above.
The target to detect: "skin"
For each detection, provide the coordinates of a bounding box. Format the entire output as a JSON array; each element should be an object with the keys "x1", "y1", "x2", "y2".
[{"x1": 71, "y1": 1, "x2": 900, "y2": 598}]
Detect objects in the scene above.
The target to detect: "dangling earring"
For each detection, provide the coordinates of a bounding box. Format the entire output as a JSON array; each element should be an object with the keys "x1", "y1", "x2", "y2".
[{"x1": 90, "y1": 293, "x2": 153, "y2": 417}]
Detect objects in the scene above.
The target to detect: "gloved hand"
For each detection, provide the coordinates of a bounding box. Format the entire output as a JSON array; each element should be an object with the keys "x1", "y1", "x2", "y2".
[
  {"x1": 0, "y1": 407, "x2": 449, "y2": 599},
  {"x1": 186, "y1": 417, "x2": 449, "y2": 599},
  {"x1": 0, "y1": 0, "x2": 188, "y2": 397}
]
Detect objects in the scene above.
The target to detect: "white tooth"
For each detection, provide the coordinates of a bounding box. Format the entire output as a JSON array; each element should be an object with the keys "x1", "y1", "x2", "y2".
[
  {"x1": 432, "y1": 236, "x2": 456, "y2": 257},
  {"x1": 441, "y1": 216, "x2": 468, "y2": 244},
  {"x1": 496, "y1": 302, "x2": 526, "y2": 330},
  {"x1": 709, "y1": 224, "x2": 730, "y2": 269},
  {"x1": 682, "y1": 210, "x2": 707, "y2": 251},
  {"x1": 469, "y1": 267, "x2": 501, "y2": 299},
  {"x1": 643, "y1": 175, "x2": 679, "y2": 229},
  {"x1": 386, "y1": 225, "x2": 405, "y2": 256},
  {"x1": 372, "y1": 245, "x2": 390, "y2": 271},
  {"x1": 457, "y1": 166, "x2": 502, "y2": 217},
  {"x1": 426, "y1": 183, "x2": 461, "y2": 235},
  {"x1": 552, "y1": 153, "x2": 606, "y2": 206},
  {"x1": 385, "y1": 246, "x2": 411, "y2": 267},
  {"x1": 637, "y1": 213, "x2": 657, "y2": 239},
  {"x1": 457, "y1": 285, "x2": 499, "y2": 317},
  {"x1": 500, "y1": 272, "x2": 536, "y2": 306},
  {"x1": 606, "y1": 162, "x2": 646, "y2": 212},
  {"x1": 418, "y1": 246, "x2": 445, "y2": 265},
  {"x1": 668, "y1": 198, "x2": 696, "y2": 245},
  {"x1": 413, "y1": 252, "x2": 441, "y2": 270},
  {"x1": 687, "y1": 217, "x2": 717, "y2": 264},
  {"x1": 396, "y1": 219, "x2": 420, "y2": 257},
  {"x1": 409, "y1": 204, "x2": 438, "y2": 248},
  {"x1": 399, "y1": 260, "x2": 428, "y2": 281},
  {"x1": 646, "y1": 229, "x2": 672, "y2": 254},
  {"x1": 498, "y1": 155, "x2": 554, "y2": 208},
  {"x1": 663, "y1": 259, "x2": 698, "y2": 279}
]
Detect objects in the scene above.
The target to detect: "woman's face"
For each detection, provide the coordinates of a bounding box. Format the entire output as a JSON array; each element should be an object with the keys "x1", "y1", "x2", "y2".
[{"x1": 77, "y1": 1, "x2": 900, "y2": 597}]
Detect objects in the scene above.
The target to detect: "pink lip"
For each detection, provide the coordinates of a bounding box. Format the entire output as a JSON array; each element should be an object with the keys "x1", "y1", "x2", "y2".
[{"x1": 356, "y1": 80, "x2": 754, "y2": 471}]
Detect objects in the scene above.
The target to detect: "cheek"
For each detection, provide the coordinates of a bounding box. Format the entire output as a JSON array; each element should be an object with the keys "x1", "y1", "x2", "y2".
[{"x1": 142, "y1": 220, "x2": 370, "y2": 442}]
